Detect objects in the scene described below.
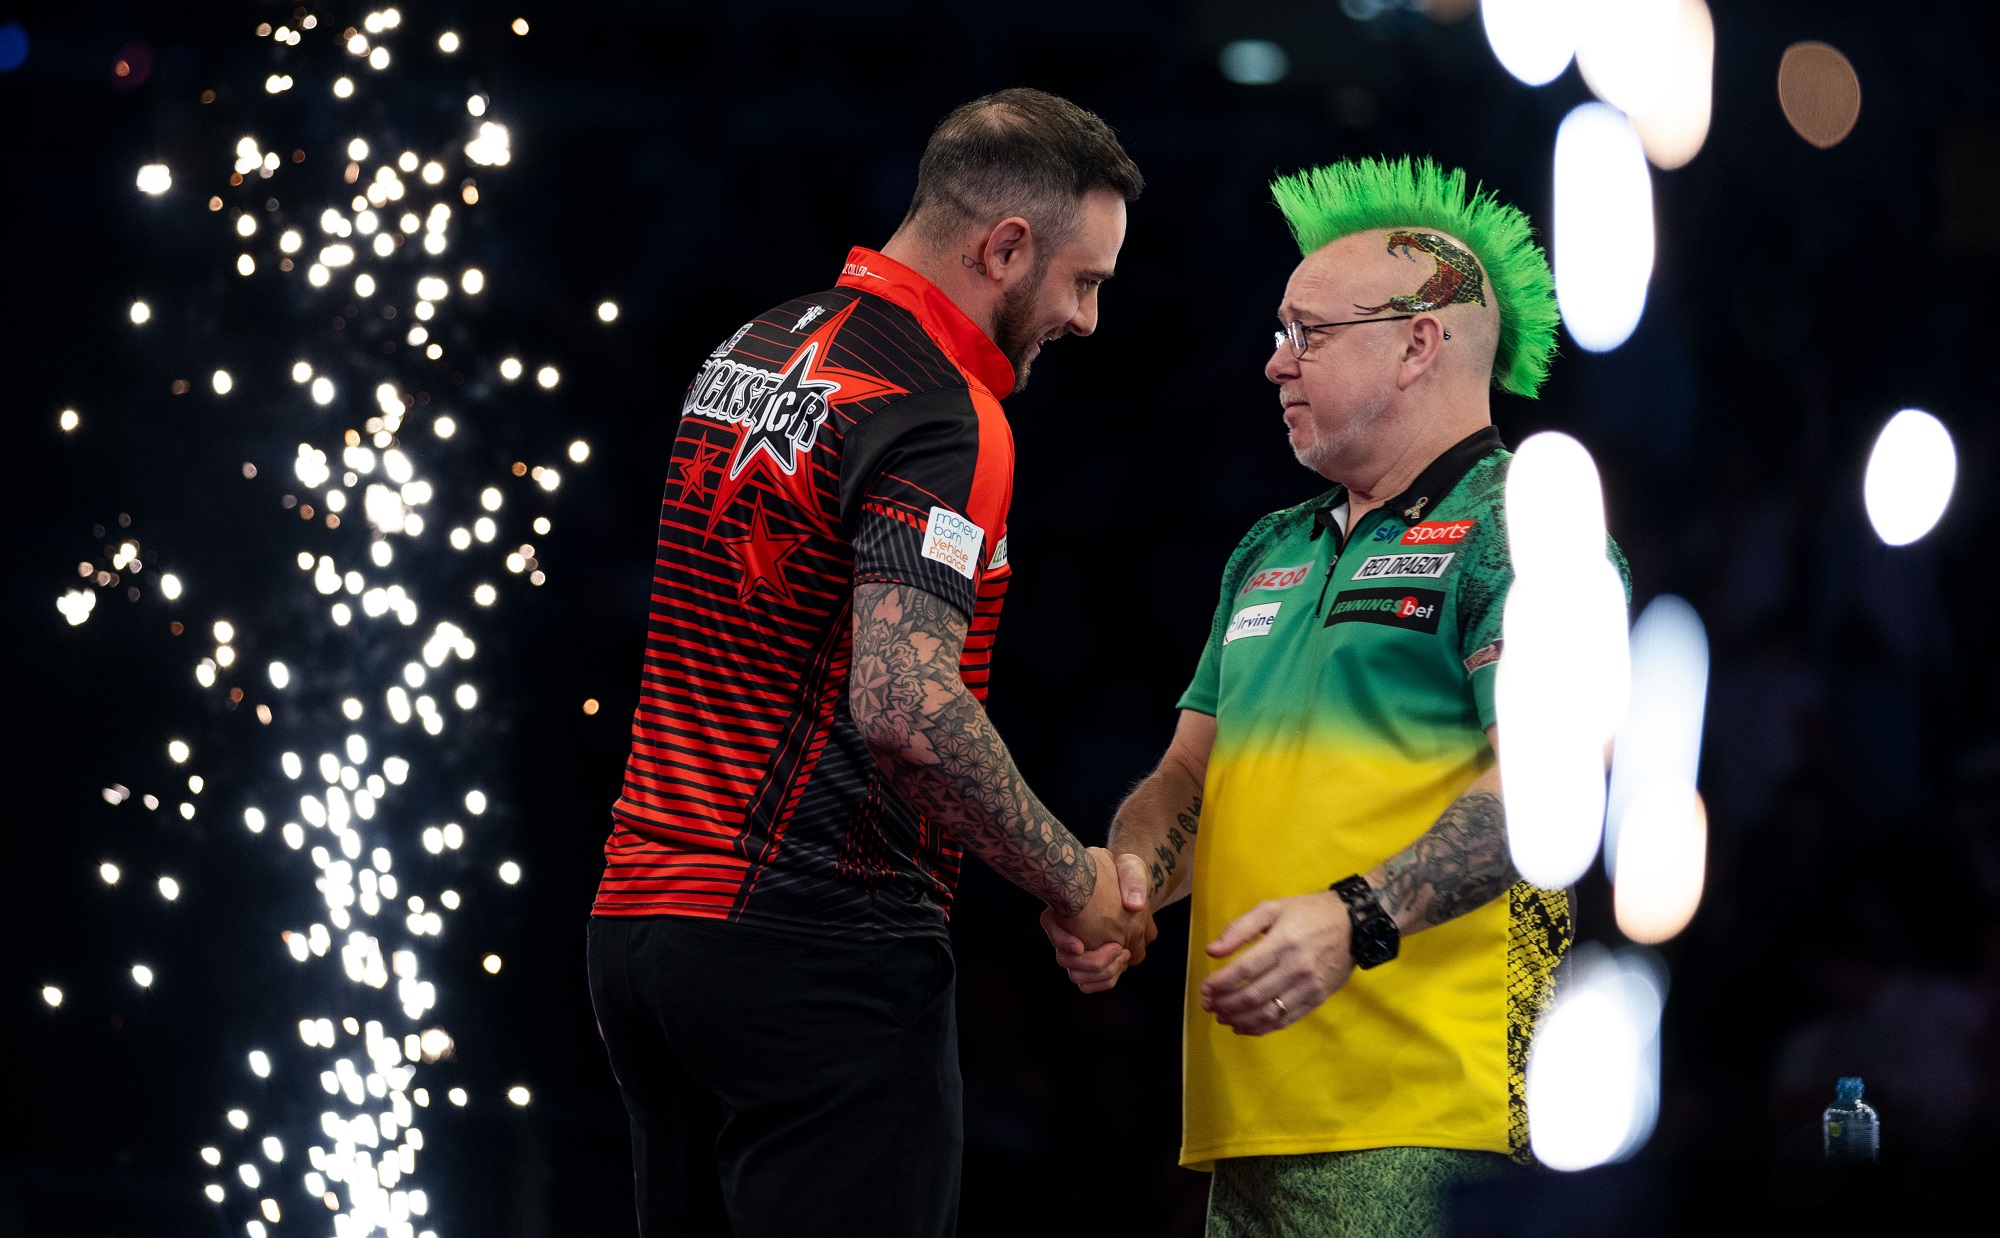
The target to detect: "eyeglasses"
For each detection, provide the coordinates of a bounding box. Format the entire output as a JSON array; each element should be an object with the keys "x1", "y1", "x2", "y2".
[{"x1": 1274, "y1": 314, "x2": 1419, "y2": 358}]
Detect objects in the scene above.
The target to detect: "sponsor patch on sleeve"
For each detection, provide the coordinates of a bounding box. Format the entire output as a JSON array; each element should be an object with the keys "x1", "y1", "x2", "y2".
[
  {"x1": 920, "y1": 507, "x2": 985, "y2": 580},
  {"x1": 1463, "y1": 639, "x2": 1504, "y2": 675},
  {"x1": 1322, "y1": 587, "x2": 1446, "y2": 634},
  {"x1": 1400, "y1": 519, "x2": 1477, "y2": 546},
  {"x1": 988, "y1": 534, "x2": 1009, "y2": 571},
  {"x1": 1224, "y1": 602, "x2": 1282, "y2": 645},
  {"x1": 1239, "y1": 564, "x2": 1312, "y2": 596},
  {"x1": 1351, "y1": 552, "x2": 1455, "y2": 581}
]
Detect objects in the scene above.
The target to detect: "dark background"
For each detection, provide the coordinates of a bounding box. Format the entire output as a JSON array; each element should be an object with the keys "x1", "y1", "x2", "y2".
[{"x1": 4, "y1": 1, "x2": 1999, "y2": 1234}]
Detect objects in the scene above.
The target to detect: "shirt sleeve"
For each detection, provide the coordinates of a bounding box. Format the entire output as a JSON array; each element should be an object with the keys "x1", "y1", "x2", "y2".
[
  {"x1": 1454, "y1": 517, "x2": 1513, "y2": 733},
  {"x1": 1176, "y1": 512, "x2": 1292, "y2": 718},
  {"x1": 1176, "y1": 594, "x2": 1228, "y2": 716},
  {"x1": 840, "y1": 387, "x2": 1011, "y2": 621}
]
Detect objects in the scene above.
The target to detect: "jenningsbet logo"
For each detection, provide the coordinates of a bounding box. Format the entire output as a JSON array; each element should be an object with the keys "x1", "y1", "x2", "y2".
[{"x1": 1323, "y1": 587, "x2": 1446, "y2": 634}]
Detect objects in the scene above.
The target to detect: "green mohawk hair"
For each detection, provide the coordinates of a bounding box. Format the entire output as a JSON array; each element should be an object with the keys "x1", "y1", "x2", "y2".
[{"x1": 1270, "y1": 155, "x2": 1559, "y2": 398}]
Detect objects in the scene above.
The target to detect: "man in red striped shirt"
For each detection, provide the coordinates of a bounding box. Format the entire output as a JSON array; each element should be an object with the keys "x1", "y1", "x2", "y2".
[{"x1": 587, "y1": 89, "x2": 1151, "y2": 1237}]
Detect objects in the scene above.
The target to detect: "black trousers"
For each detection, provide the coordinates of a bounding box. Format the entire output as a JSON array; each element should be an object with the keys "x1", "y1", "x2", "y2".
[{"x1": 587, "y1": 915, "x2": 962, "y2": 1238}]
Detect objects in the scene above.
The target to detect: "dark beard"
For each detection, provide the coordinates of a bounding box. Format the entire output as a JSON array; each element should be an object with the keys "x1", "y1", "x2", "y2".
[{"x1": 993, "y1": 257, "x2": 1052, "y2": 394}]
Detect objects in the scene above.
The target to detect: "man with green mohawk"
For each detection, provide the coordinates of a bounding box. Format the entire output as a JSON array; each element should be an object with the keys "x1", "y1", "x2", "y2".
[{"x1": 1044, "y1": 156, "x2": 1621, "y2": 1234}]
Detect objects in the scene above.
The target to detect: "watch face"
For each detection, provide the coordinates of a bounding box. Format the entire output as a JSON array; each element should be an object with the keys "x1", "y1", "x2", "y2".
[{"x1": 1354, "y1": 931, "x2": 1396, "y2": 968}]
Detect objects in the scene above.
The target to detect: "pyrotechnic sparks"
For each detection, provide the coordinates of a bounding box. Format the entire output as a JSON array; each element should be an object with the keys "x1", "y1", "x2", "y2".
[{"x1": 52, "y1": 10, "x2": 594, "y2": 1236}]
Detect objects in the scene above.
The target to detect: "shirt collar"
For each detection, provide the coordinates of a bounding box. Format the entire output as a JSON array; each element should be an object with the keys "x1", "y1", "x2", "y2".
[
  {"x1": 837, "y1": 246, "x2": 1016, "y2": 398},
  {"x1": 1311, "y1": 425, "x2": 1505, "y2": 535},
  {"x1": 1381, "y1": 425, "x2": 1505, "y2": 522}
]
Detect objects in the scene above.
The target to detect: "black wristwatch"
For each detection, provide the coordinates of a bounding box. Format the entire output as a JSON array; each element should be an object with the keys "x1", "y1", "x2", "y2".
[{"x1": 1331, "y1": 875, "x2": 1400, "y2": 969}]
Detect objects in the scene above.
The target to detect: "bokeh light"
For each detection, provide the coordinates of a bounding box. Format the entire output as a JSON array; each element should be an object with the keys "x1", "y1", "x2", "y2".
[
  {"x1": 1498, "y1": 432, "x2": 1628, "y2": 889},
  {"x1": 1778, "y1": 41, "x2": 1862, "y2": 149},
  {"x1": 0, "y1": 22, "x2": 28, "y2": 74},
  {"x1": 1218, "y1": 40, "x2": 1288, "y2": 86},
  {"x1": 1863, "y1": 408, "x2": 1956, "y2": 546},
  {"x1": 1575, "y1": 0, "x2": 1679, "y2": 116},
  {"x1": 1480, "y1": 0, "x2": 1575, "y2": 87},
  {"x1": 1606, "y1": 595, "x2": 1709, "y2": 889},
  {"x1": 1627, "y1": 0, "x2": 1713, "y2": 169},
  {"x1": 1613, "y1": 778, "x2": 1707, "y2": 944},
  {"x1": 1527, "y1": 946, "x2": 1663, "y2": 1171},
  {"x1": 1554, "y1": 103, "x2": 1653, "y2": 353}
]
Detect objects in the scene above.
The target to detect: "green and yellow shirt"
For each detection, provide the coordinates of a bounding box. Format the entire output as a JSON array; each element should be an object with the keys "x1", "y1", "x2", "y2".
[{"x1": 1177, "y1": 427, "x2": 1615, "y2": 1167}]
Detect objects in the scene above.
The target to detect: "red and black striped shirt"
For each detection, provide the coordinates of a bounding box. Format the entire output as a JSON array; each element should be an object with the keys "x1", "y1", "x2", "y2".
[{"x1": 594, "y1": 248, "x2": 1017, "y2": 940}]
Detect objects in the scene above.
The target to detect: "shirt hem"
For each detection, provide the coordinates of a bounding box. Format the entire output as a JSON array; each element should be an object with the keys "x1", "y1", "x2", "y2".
[{"x1": 1178, "y1": 1131, "x2": 1510, "y2": 1171}]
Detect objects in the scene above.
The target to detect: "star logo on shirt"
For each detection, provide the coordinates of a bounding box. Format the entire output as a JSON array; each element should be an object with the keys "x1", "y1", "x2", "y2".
[
  {"x1": 727, "y1": 341, "x2": 841, "y2": 481},
  {"x1": 693, "y1": 300, "x2": 909, "y2": 538},
  {"x1": 718, "y1": 492, "x2": 810, "y2": 606},
  {"x1": 672, "y1": 440, "x2": 729, "y2": 507}
]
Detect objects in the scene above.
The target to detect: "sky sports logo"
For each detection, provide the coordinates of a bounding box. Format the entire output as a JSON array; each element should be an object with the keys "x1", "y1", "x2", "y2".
[
  {"x1": 1239, "y1": 564, "x2": 1311, "y2": 596},
  {"x1": 1400, "y1": 519, "x2": 1477, "y2": 546},
  {"x1": 1324, "y1": 587, "x2": 1446, "y2": 634}
]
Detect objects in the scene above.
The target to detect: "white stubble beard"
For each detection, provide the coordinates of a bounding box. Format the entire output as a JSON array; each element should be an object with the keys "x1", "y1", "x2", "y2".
[{"x1": 1290, "y1": 387, "x2": 1393, "y2": 480}]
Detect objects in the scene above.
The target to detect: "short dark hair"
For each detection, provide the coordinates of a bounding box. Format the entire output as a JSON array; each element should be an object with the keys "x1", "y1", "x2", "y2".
[{"x1": 902, "y1": 88, "x2": 1144, "y2": 253}]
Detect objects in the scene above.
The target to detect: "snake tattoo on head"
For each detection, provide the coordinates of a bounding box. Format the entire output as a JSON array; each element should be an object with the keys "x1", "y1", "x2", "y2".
[{"x1": 1355, "y1": 230, "x2": 1487, "y2": 315}]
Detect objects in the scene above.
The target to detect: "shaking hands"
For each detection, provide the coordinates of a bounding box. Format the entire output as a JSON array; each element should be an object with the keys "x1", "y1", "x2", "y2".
[{"x1": 1040, "y1": 848, "x2": 1154, "y2": 994}]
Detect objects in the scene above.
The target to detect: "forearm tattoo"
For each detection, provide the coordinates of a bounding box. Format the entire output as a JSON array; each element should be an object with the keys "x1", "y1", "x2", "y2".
[
  {"x1": 1115, "y1": 789, "x2": 1201, "y2": 899},
  {"x1": 1377, "y1": 788, "x2": 1516, "y2": 928},
  {"x1": 850, "y1": 583, "x2": 1096, "y2": 917}
]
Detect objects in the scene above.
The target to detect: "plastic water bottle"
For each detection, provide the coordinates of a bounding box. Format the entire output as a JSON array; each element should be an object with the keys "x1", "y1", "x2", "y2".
[{"x1": 1822, "y1": 1076, "x2": 1879, "y2": 1162}]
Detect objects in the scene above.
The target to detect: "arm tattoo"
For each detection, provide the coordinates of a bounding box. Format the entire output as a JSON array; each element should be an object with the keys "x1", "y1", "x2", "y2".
[
  {"x1": 850, "y1": 582, "x2": 1096, "y2": 917},
  {"x1": 1134, "y1": 793, "x2": 1201, "y2": 898},
  {"x1": 1376, "y1": 788, "x2": 1516, "y2": 929}
]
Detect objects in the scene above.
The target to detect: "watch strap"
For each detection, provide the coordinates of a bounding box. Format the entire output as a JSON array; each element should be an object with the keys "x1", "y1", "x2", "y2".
[{"x1": 1331, "y1": 874, "x2": 1400, "y2": 969}]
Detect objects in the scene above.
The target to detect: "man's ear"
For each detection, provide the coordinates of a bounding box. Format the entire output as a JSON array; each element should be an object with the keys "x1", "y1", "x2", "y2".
[
  {"x1": 1398, "y1": 315, "x2": 1447, "y2": 390},
  {"x1": 984, "y1": 216, "x2": 1034, "y2": 278}
]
